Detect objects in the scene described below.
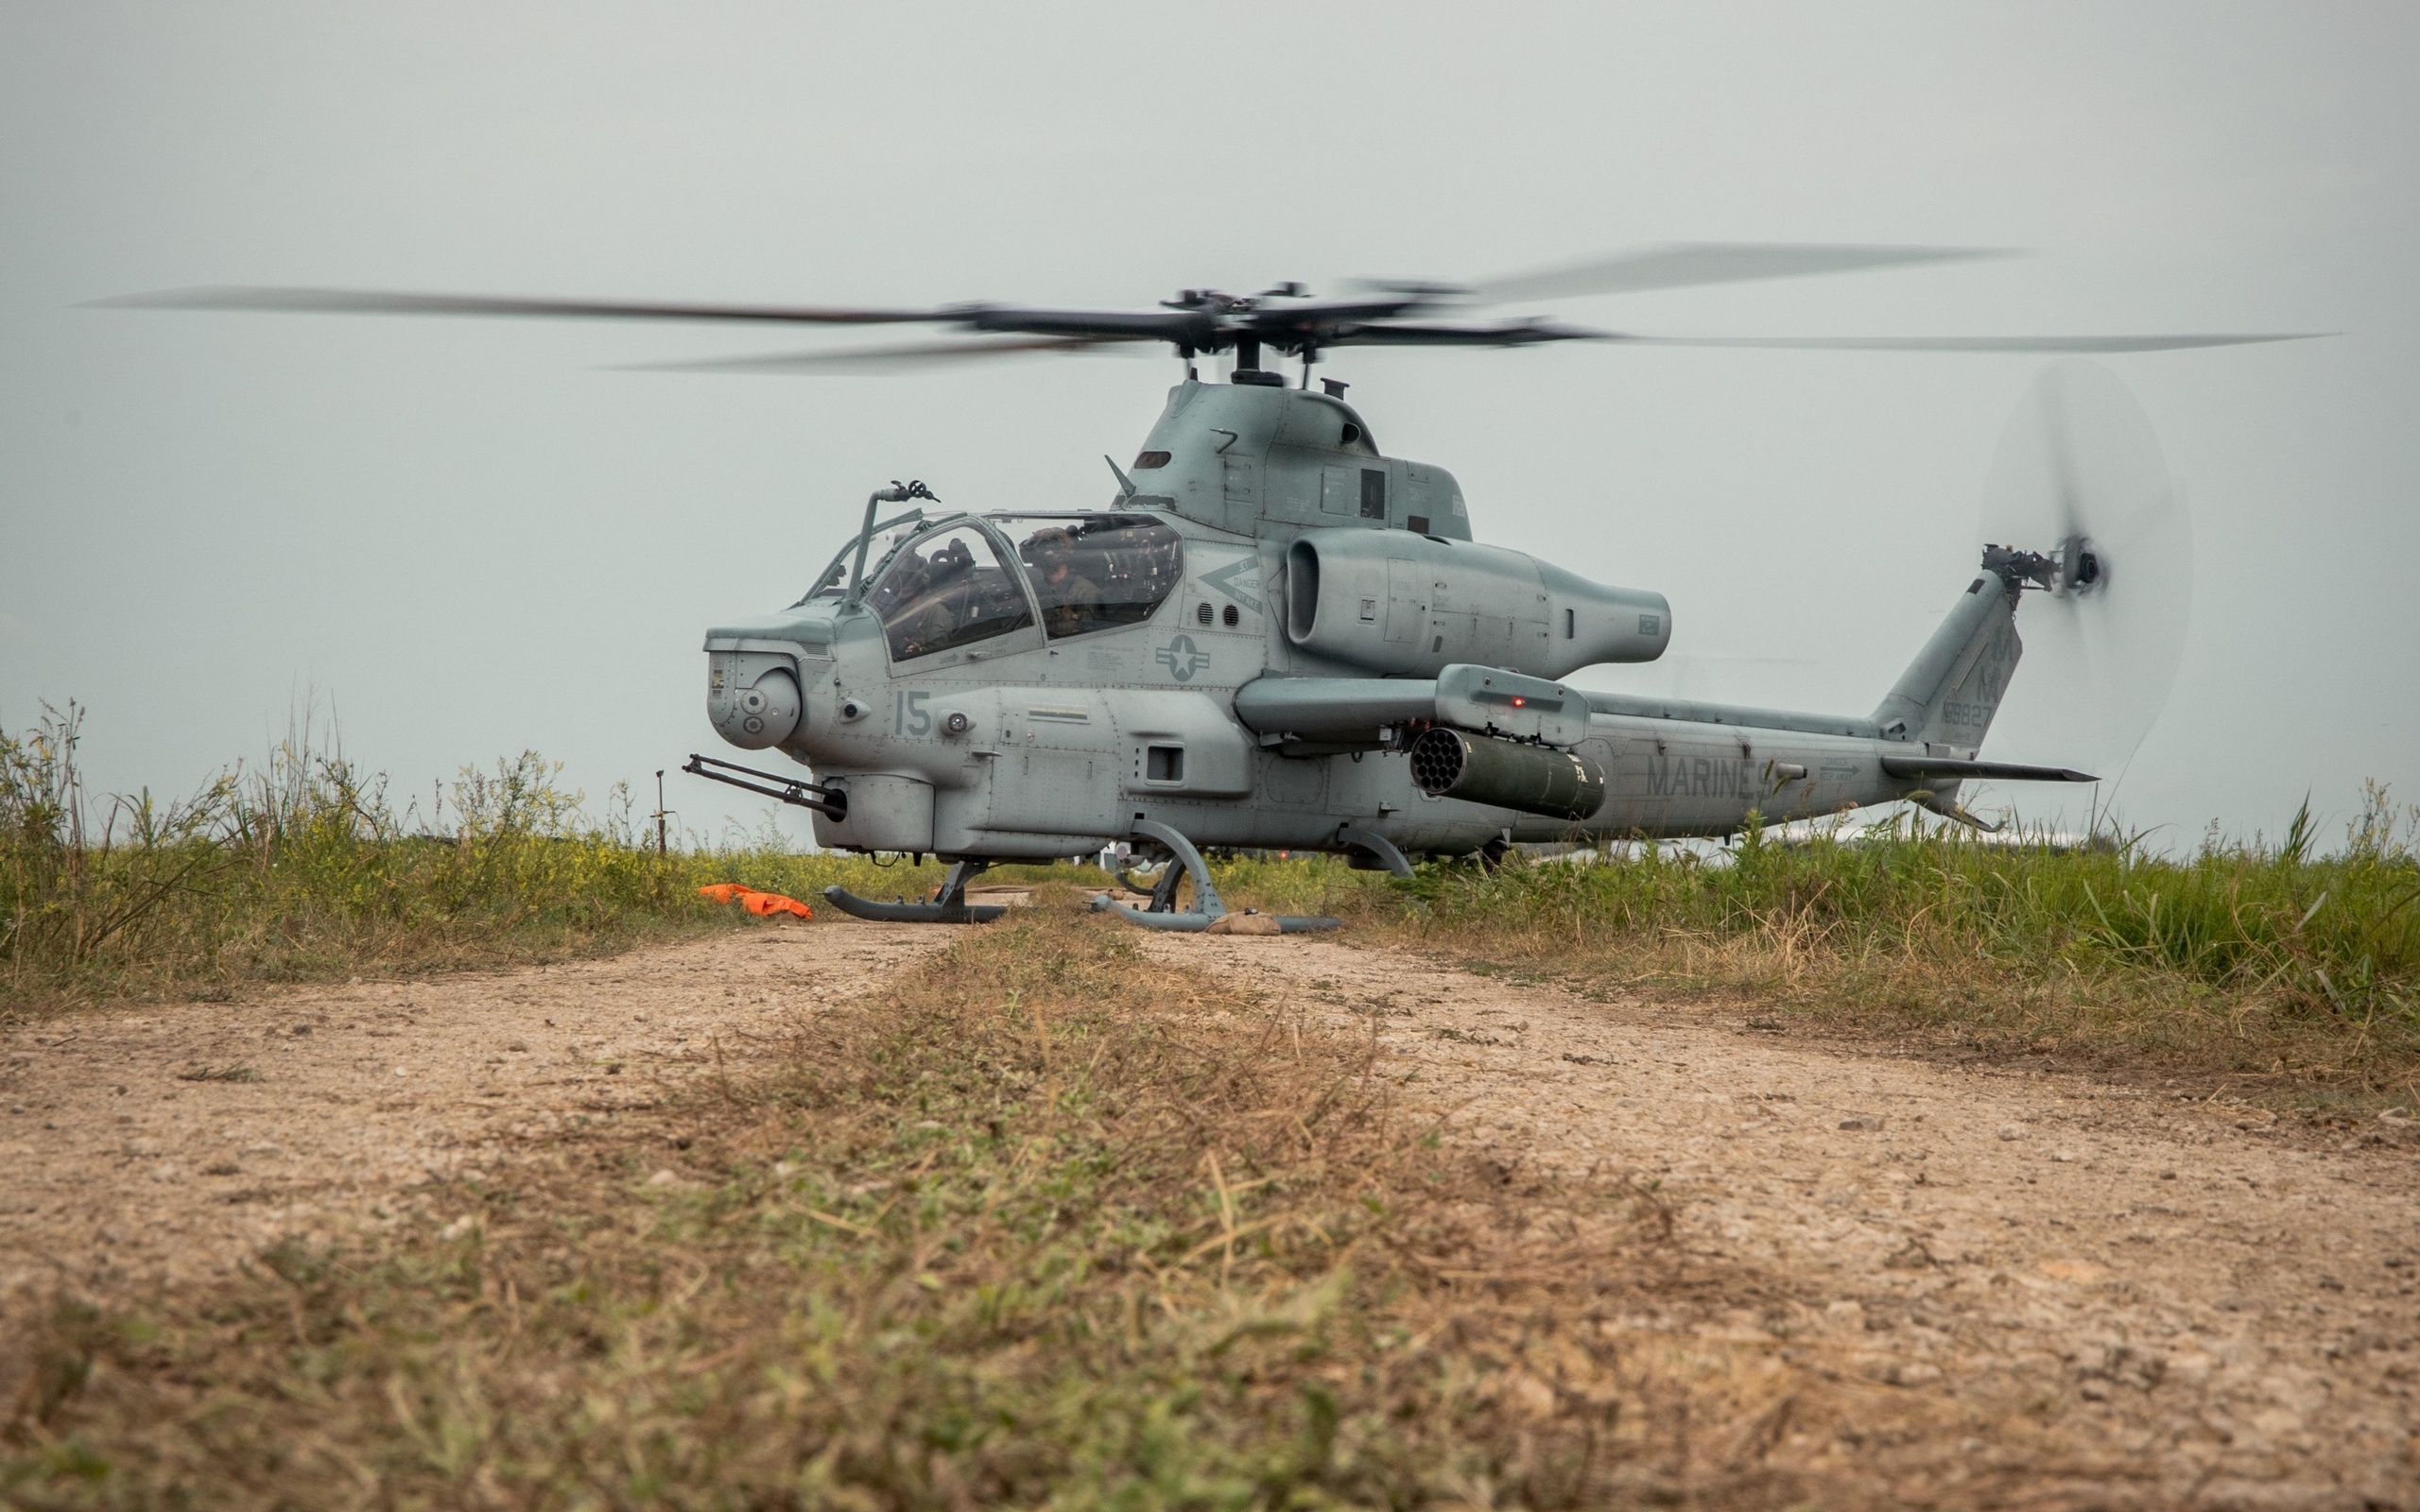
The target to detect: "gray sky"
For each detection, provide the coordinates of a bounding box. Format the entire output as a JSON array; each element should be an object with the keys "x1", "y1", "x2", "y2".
[{"x1": 4, "y1": 2, "x2": 2413, "y2": 851}]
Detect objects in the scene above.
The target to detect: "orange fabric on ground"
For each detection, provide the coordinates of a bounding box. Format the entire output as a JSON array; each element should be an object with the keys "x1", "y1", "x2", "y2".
[
  {"x1": 699, "y1": 883, "x2": 812, "y2": 919},
  {"x1": 739, "y1": 890, "x2": 813, "y2": 919}
]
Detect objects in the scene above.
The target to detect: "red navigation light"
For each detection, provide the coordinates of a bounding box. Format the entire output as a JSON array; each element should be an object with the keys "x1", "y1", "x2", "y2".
[{"x1": 1511, "y1": 696, "x2": 1526, "y2": 707}]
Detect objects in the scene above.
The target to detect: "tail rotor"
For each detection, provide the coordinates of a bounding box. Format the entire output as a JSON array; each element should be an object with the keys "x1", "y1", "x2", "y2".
[{"x1": 1976, "y1": 360, "x2": 2194, "y2": 799}]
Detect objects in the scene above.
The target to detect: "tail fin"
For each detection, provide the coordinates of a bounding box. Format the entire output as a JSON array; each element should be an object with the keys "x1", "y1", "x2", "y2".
[{"x1": 1872, "y1": 573, "x2": 2023, "y2": 756}]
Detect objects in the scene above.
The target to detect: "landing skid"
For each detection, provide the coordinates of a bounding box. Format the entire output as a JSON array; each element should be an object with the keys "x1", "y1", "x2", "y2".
[
  {"x1": 823, "y1": 859, "x2": 1007, "y2": 924},
  {"x1": 1336, "y1": 824, "x2": 1416, "y2": 879},
  {"x1": 1089, "y1": 820, "x2": 1340, "y2": 934}
]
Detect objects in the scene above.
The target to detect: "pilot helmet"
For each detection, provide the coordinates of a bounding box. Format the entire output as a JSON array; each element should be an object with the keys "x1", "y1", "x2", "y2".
[{"x1": 1026, "y1": 526, "x2": 1076, "y2": 567}]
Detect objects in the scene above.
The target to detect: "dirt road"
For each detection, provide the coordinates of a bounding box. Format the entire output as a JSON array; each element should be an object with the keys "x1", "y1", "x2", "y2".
[
  {"x1": 6, "y1": 919, "x2": 2416, "y2": 1505},
  {"x1": 0, "y1": 921, "x2": 945, "y2": 1332},
  {"x1": 1146, "y1": 932, "x2": 2420, "y2": 1509}
]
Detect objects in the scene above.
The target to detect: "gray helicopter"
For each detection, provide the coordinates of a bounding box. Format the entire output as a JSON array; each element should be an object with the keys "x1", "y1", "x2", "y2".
[{"x1": 116, "y1": 246, "x2": 2307, "y2": 929}]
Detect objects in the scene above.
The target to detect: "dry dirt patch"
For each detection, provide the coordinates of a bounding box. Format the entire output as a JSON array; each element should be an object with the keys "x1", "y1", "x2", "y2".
[
  {"x1": 0, "y1": 919, "x2": 944, "y2": 1333},
  {"x1": 1143, "y1": 930, "x2": 2420, "y2": 1507}
]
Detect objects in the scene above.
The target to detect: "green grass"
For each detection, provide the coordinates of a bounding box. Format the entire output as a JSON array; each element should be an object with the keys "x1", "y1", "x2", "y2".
[
  {"x1": 1217, "y1": 795, "x2": 2420, "y2": 1100},
  {"x1": 0, "y1": 703, "x2": 948, "y2": 1014}
]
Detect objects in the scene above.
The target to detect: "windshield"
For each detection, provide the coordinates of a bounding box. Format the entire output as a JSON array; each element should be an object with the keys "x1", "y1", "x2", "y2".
[
  {"x1": 866, "y1": 524, "x2": 1034, "y2": 660},
  {"x1": 997, "y1": 514, "x2": 1184, "y2": 639}
]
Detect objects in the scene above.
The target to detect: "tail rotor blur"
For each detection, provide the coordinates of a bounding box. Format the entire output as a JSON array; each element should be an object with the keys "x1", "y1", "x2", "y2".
[{"x1": 1978, "y1": 361, "x2": 2194, "y2": 797}]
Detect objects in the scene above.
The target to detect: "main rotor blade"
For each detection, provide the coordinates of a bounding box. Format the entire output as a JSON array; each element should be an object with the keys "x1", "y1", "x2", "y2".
[
  {"x1": 1599, "y1": 331, "x2": 2325, "y2": 352},
  {"x1": 961, "y1": 307, "x2": 1211, "y2": 341},
  {"x1": 100, "y1": 287, "x2": 1221, "y2": 346},
  {"x1": 1324, "y1": 319, "x2": 1602, "y2": 348},
  {"x1": 96, "y1": 285, "x2": 949, "y2": 326},
  {"x1": 617, "y1": 335, "x2": 1144, "y2": 374},
  {"x1": 1452, "y1": 243, "x2": 2011, "y2": 305},
  {"x1": 1313, "y1": 319, "x2": 2315, "y2": 355}
]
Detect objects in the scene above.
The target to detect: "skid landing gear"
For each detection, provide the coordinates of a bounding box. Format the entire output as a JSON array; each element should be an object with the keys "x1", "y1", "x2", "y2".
[
  {"x1": 824, "y1": 859, "x2": 1007, "y2": 924},
  {"x1": 1336, "y1": 824, "x2": 1416, "y2": 879},
  {"x1": 1089, "y1": 820, "x2": 1340, "y2": 934}
]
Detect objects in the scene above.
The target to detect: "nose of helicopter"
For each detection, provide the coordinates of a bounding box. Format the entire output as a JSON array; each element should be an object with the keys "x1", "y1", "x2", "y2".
[
  {"x1": 703, "y1": 606, "x2": 836, "y2": 752},
  {"x1": 706, "y1": 654, "x2": 803, "y2": 749}
]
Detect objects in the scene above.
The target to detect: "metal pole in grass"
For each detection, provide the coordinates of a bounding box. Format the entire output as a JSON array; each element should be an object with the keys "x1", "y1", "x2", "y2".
[{"x1": 653, "y1": 769, "x2": 669, "y2": 857}]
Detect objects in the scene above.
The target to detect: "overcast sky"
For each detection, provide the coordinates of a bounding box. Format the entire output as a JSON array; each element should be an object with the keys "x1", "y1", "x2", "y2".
[{"x1": 4, "y1": 2, "x2": 2413, "y2": 852}]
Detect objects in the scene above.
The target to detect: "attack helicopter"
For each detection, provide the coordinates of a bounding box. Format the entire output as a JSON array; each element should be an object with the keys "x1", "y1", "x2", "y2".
[{"x1": 114, "y1": 245, "x2": 2309, "y2": 929}]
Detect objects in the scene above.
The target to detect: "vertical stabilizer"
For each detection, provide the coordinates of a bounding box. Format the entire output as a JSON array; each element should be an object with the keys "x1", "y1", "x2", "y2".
[{"x1": 1872, "y1": 574, "x2": 2023, "y2": 756}]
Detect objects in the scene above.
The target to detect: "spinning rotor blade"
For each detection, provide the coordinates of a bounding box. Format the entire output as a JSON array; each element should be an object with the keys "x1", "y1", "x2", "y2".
[
  {"x1": 103, "y1": 286, "x2": 1220, "y2": 346},
  {"x1": 613, "y1": 323, "x2": 2319, "y2": 369},
  {"x1": 1977, "y1": 361, "x2": 2194, "y2": 788},
  {"x1": 1325, "y1": 326, "x2": 2323, "y2": 355},
  {"x1": 97, "y1": 285, "x2": 945, "y2": 326},
  {"x1": 1319, "y1": 325, "x2": 2317, "y2": 354},
  {"x1": 1602, "y1": 332, "x2": 2318, "y2": 353},
  {"x1": 1438, "y1": 243, "x2": 2009, "y2": 304},
  {"x1": 619, "y1": 335, "x2": 1142, "y2": 373},
  {"x1": 1323, "y1": 318, "x2": 1601, "y2": 348},
  {"x1": 102, "y1": 266, "x2": 2325, "y2": 369}
]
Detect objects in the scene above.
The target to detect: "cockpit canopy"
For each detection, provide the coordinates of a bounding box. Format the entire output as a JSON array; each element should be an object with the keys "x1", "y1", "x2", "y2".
[
  {"x1": 1001, "y1": 514, "x2": 1184, "y2": 640},
  {"x1": 864, "y1": 523, "x2": 1030, "y2": 661},
  {"x1": 856, "y1": 512, "x2": 1184, "y2": 662}
]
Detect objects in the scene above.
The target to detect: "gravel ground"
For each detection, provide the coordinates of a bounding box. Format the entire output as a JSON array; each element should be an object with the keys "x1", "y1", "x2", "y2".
[
  {"x1": 1143, "y1": 931, "x2": 2420, "y2": 1509},
  {"x1": 0, "y1": 920, "x2": 945, "y2": 1336}
]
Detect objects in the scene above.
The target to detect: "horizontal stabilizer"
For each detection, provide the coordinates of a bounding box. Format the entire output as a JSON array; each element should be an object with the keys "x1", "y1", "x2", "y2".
[{"x1": 1880, "y1": 755, "x2": 2097, "y2": 783}]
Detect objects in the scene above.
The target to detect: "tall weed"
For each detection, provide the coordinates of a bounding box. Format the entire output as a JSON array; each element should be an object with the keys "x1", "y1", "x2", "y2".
[{"x1": 1, "y1": 704, "x2": 930, "y2": 1010}]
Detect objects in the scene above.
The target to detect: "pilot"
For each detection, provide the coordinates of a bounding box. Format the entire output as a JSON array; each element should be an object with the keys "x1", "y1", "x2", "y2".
[
  {"x1": 898, "y1": 538, "x2": 979, "y2": 652},
  {"x1": 1028, "y1": 528, "x2": 1102, "y2": 636}
]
